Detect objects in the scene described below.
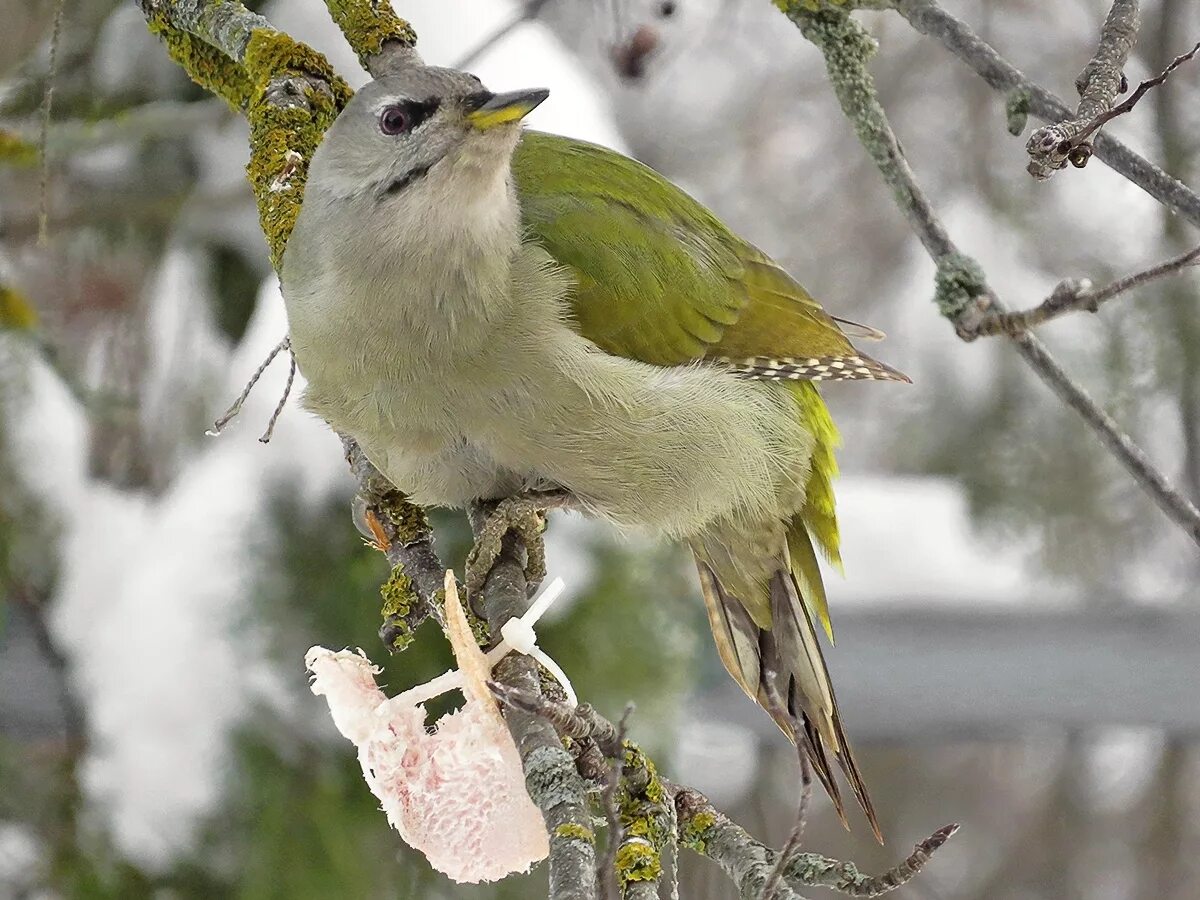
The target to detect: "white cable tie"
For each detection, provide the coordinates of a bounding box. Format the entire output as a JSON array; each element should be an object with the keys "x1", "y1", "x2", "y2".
[
  {"x1": 483, "y1": 576, "x2": 577, "y2": 706},
  {"x1": 530, "y1": 647, "x2": 578, "y2": 708}
]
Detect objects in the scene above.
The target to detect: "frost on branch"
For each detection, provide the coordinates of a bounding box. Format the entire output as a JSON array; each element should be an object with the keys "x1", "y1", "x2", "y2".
[{"x1": 305, "y1": 574, "x2": 550, "y2": 884}]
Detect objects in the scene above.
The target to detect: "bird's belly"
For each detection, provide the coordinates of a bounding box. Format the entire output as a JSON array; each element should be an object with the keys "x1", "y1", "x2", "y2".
[{"x1": 295, "y1": 342, "x2": 550, "y2": 508}]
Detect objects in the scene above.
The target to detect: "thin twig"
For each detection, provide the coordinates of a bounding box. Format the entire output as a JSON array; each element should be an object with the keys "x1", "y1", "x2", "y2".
[
  {"x1": 891, "y1": 0, "x2": 1200, "y2": 230},
  {"x1": 469, "y1": 502, "x2": 599, "y2": 900},
  {"x1": 1025, "y1": 0, "x2": 1141, "y2": 178},
  {"x1": 454, "y1": 0, "x2": 555, "y2": 69},
  {"x1": 494, "y1": 685, "x2": 952, "y2": 897},
  {"x1": 764, "y1": 754, "x2": 813, "y2": 900},
  {"x1": 206, "y1": 336, "x2": 290, "y2": 436},
  {"x1": 673, "y1": 783, "x2": 957, "y2": 898},
  {"x1": 37, "y1": 0, "x2": 67, "y2": 243},
  {"x1": 760, "y1": 674, "x2": 812, "y2": 900},
  {"x1": 599, "y1": 704, "x2": 635, "y2": 900},
  {"x1": 787, "y1": 5, "x2": 1200, "y2": 550},
  {"x1": 971, "y1": 242, "x2": 1200, "y2": 335},
  {"x1": 1070, "y1": 39, "x2": 1200, "y2": 151}
]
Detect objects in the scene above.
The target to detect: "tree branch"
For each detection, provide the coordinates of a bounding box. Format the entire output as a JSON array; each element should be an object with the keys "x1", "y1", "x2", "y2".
[
  {"x1": 675, "y1": 785, "x2": 956, "y2": 899},
  {"x1": 778, "y1": 4, "x2": 1200, "y2": 549},
  {"x1": 494, "y1": 685, "x2": 955, "y2": 898},
  {"x1": 1025, "y1": 0, "x2": 1140, "y2": 179},
  {"x1": 971, "y1": 243, "x2": 1200, "y2": 336},
  {"x1": 454, "y1": 0, "x2": 556, "y2": 69},
  {"x1": 890, "y1": 0, "x2": 1200, "y2": 230},
  {"x1": 321, "y1": 0, "x2": 419, "y2": 74},
  {"x1": 470, "y1": 504, "x2": 600, "y2": 900}
]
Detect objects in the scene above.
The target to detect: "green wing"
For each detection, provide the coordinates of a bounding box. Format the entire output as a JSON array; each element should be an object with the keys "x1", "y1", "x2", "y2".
[
  {"x1": 512, "y1": 131, "x2": 906, "y2": 636},
  {"x1": 512, "y1": 130, "x2": 903, "y2": 379}
]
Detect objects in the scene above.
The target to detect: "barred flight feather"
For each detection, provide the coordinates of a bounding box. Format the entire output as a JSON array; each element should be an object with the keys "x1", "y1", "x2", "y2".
[{"x1": 724, "y1": 354, "x2": 911, "y2": 384}]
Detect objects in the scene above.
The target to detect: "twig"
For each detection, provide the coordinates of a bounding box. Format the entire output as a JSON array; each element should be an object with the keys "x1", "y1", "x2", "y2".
[
  {"x1": 493, "y1": 685, "x2": 951, "y2": 898},
  {"x1": 1025, "y1": 0, "x2": 1141, "y2": 178},
  {"x1": 785, "y1": 5, "x2": 1200, "y2": 550},
  {"x1": 674, "y1": 784, "x2": 957, "y2": 898},
  {"x1": 36, "y1": 0, "x2": 67, "y2": 244},
  {"x1": 972, "y1": 243, "x2": 1200, "y2": 335},
  {"x1": 1062, "y1": 39, "x2": 1200, "y2": 163},
  {"x1": 891, "y1": 0, "x2": 1200, "y2": 230},
  {"x1": 320, "y1": 0, "x2": 419, "y2": 75},
  {"x1": 454, "y1": 0, "x2": 555, "y2": 69},
  {"x1": 599, "y1": 704, "x2": 635, "y2": 900},
  {"x1": 760, "y1": 674, "x2": 813, "y2": 900},
  {"x1": 342, "y1": 436, "x2": 444, "y2": 637},
  {"x1": 763, "y1": 753, "x2": 813, "y2": 900}
]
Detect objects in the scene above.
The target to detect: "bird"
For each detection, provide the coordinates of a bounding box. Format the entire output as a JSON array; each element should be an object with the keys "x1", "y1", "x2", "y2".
[{"x1": 280, "y1": 66, "x2": 909, "y2": 842}]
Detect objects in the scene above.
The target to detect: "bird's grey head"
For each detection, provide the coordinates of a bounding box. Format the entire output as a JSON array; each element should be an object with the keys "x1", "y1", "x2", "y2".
[{"x1": 307, "y1": 67, "x2": 548, "y2": 205}]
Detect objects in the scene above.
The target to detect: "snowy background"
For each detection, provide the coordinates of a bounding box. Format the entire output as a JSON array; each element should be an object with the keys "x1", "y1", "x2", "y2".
[{"x1": 2, "y1": 1, "x2": 1199, "y2": 898}]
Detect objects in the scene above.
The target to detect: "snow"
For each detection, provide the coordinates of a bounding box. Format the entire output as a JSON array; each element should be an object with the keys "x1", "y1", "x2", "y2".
[{"x1": 10, "y1": 283, "x2": 343, "y2": 867}]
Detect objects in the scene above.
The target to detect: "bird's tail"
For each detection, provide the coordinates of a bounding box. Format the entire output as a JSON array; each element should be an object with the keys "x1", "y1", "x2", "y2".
[{"x1": 690, "y1": 517, "x2": 882, "y2": 842}]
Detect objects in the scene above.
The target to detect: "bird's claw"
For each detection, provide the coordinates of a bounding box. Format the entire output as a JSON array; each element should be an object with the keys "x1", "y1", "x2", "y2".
[{"x1": 466, "y1": 493, "x2": 560, "y2": 597}]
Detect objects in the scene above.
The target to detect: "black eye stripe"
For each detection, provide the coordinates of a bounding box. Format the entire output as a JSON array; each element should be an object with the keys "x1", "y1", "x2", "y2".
[{"x1": 378, "y1": 98, "x2": 441, "y2": 134}]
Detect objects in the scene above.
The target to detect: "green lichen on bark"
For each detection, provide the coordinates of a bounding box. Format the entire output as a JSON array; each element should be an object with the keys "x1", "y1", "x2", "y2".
[
  {"x1": 553, "y1": 822, "x2": 596, "y2": 844},
  {"x1": 241, "y1": 29, "x2": 352, "y2": 269},
  {"x1": 324, "y1": 0, "x2": 417, "y2": 68},
  {"x1": 141, "y1": 10, "x2": 254, "y2": 110},
  {"x1": 793, "y1": 10, "x2": 889, "y2": 165},
  {"x1": 773, "y1": 0, "x2": 866, "y2": 13},
  {"x1": 787, "y1": 853, "x2": 867, "y2": 890},
  {"x1": 379, "y1": 563, "x2": 417, "y2": 650},
  {"x1": 934, "y1": 253, "x2": 988, "y2": 319},
  {"x1": 615, "y1": 842, "x2": 660, "y2": 885},
  {"x1": 381, "y1": 494, "x2": 431, "y2": 545},
  {"x1": 677, "y1": 808, "x2": 717, "y2": 854},
  {"x1": 615, "y1": 744, "x2": 669, "y2": 886},
  {"x1": 0, "y1": 129, "x2": 38, "y2": 167},
  {"x1": 1006, "y1": 86, "x2": 1031, "y2": 136}
]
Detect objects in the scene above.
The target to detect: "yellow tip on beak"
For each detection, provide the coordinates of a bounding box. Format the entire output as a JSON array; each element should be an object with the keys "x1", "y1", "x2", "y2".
[{"x1": 464, "y1": 88, "x2": 550, "y2": 130}]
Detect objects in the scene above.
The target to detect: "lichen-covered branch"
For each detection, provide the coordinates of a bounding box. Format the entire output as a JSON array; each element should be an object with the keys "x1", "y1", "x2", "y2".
[
  {"x1": 890, "y1": 0, "x2": 1200, "y2": 229},
  {"x1": 470, "y1": 505, "x2": 599, "y2": 900},
  {"x1": 322, "y1": 0, "x2": 418, "y2": 74},
  {"x1": 492, "y1": 685, "x2": 955, "y2": 898},
  {"x1": 1025, "y1": 0, "x2": 1140, "y2": 178},
  {"x1": 675, "y1": 785, "x2": 956, "y2": 899},
  {"x1": 342, "y1": 436, "x2": 448, "y2": 647},
  {"x1": 971, "y1": 243, "x2": 1200, "y2": 336},
  {"x1": 137, "y1": 0, "x2": 352, "y2": 267},
  {"x1": 778, "y1": 4, "x2": 1200, "y2": 549}
]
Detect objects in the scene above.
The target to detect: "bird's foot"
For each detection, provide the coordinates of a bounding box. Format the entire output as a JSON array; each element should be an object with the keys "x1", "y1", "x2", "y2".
[{"x1": 466, "y1": 491, "x2": 571, "y2": 598}]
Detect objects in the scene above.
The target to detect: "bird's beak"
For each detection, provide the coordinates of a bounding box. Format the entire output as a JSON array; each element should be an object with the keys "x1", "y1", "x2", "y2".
[{"x1": 464, "y1": 88, "x2": 550, "y2": 130}]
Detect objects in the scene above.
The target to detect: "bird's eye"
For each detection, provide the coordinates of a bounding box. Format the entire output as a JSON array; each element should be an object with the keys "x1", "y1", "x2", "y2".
[
  {"x1": 658, "y1": 0, "x2": 676, "y2": 17},
  {"x1": 379, "y1": 105, "x2": 411, "y2": 135}
]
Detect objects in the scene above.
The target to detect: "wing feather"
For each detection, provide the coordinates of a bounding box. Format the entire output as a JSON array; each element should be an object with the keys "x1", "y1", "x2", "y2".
[{"x1": 512, "y1": 131, "x2": 903, "y2": 380}]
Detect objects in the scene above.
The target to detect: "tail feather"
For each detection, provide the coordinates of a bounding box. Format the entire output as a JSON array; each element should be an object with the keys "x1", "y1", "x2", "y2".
[{"x1": 693, "y1": 540, "x2": 882, "y2": 843}]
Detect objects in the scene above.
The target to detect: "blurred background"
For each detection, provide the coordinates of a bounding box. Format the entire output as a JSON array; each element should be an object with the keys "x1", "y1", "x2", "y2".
[{"x1": 2, "y1": 1, "x2": 1199, "y2": 897}]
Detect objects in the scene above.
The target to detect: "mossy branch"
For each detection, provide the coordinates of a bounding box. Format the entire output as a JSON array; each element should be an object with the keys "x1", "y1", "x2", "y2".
[
  {"x1": 675, "y1": 785, "x2": 957, "y2": 898},
  {"x1": 138, "y1": 0, "x2": 351, "y2": 267},
  {"x1": 322, "y1": 0, "x2": 419, "y2": 74}
]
